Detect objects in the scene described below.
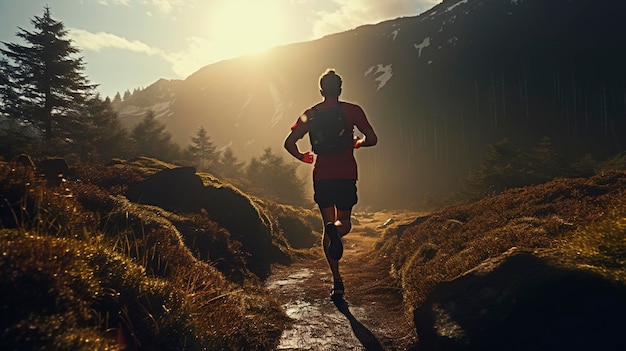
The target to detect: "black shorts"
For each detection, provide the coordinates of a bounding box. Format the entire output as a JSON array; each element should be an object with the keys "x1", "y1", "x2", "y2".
[{"x1": 313, "y1": 179, "x2": 358, "y2": 210}]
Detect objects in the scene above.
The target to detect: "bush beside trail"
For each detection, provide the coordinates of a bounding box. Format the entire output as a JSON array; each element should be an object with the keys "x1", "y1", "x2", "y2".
[
  {"x1": 378, "y1": 170, "x2": 626, "y2": 349},
  {"x1": 0, "y1": 157, "x2": 319, "y2": 350}
]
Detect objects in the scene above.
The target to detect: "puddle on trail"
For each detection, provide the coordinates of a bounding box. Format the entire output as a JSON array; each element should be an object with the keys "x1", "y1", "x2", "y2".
[
  {"x1": 267, "y1": 267, "x2": 373, "y2": 350},
  {"x1": 276, "y1": 310, "x2": 347, "y2": 350},
  {"x1": 284, "y1": 300, "x2": 313, "y2": 319}
]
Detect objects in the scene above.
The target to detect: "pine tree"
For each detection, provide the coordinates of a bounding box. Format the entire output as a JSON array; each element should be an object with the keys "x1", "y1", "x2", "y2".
[
  {"x1": 72, "y1": 96, "x2": 130, "y2": 162},
  {"x1": 218, "y1": 147, "x2": 244, "y2": 179},
  {"x1": 459, "y1": 139, "x2": 526, "y2": 200},
  {"x1": 131, "y1": 110, "x2": 180, "y2": 161},
  {"x1": 0, "y1": 58, "x2": 20, "y2": 117},
  {"x1": 245, "y1": 148, "x2": 309, "y2": 207},
  {"x1": 0, "y1": 57, "x2": 33, "y2": 157},
  {"x1": 0, "y1": 6, "x2": 96, "y2": 143},
  {"x1": 527, "y1": 137, "x2": 564, "y2": 181},
  {"x1": 185, "y1": 126, "x2": 218, "y2": 171},
  {"x1": 112, "y1": 92, "x2": 122, "y2": 105}
]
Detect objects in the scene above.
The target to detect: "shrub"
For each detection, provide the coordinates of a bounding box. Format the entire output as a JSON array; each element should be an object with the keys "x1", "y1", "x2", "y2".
[
  {"x1": 458, "y1": 138, "x2": 600, "y2": 201},
  {"x1": 388, "y1": 170, "x2": 626, "y2": 319},
  {"x1": 561, "y1": 195, "x2": 626, "y2": 282},
  {"x1": 0, "y1": 161, "x2": 291, "y2": 350},
  {"x1": 170, "y1": 213, "x2": 249, "y2": 283},
  {"x1": 73, "y1": 164, "x2": 145, "y2": 195},
  {"x1": 244, "y1": 148, "x2": 310, "y2": 208},
  {"x1": 262, "y1": 201, "x2": 320, "y2": 249}
]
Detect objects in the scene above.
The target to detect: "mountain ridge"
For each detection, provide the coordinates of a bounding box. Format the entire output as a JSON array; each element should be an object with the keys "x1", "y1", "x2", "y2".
[{"x1": 115, "y1": 0, "x2": 626, "y2": 209}]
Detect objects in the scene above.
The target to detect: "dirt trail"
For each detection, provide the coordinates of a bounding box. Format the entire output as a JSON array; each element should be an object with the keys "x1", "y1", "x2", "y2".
[{"x1": 266, "y1": 211, "x2": 420, "y2": 351}]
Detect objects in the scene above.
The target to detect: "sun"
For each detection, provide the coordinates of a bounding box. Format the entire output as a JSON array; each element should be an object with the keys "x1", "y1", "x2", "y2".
[{"x1": 210, "y1": 0, "x2": 285, "y2": 57}]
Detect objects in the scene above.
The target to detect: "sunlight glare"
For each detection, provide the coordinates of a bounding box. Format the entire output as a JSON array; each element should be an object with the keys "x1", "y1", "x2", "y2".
[{"x1": 210, "y1": 0, "x2": 285, "y2": 57}]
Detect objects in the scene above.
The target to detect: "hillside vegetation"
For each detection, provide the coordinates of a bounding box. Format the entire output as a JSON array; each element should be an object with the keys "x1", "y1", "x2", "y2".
[
  {"x1": 0, "y1": 157, "x2": 319, "y2": 350},
  {"x1": 378, "y1": 169, "x2": 626, "y2": 348},
  {"x1": 1, "y1": 156, "x2": 625, "y2": 350}
]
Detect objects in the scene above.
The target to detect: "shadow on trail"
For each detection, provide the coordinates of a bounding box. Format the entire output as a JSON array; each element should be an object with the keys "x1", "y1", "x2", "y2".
[{"x1": 332, "y1": 296, "x2": 385, "y2": 351}]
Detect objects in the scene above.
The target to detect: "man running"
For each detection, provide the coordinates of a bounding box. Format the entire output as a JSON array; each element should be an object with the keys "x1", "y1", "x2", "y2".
[{"x1": 284, "y1": 68, "x2": 378, "y2": 298}]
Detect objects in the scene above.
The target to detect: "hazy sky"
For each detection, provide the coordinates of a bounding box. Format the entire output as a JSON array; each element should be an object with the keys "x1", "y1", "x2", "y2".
[{"x1": 0, "y1": 0, "x2": 439, "y2": 99}]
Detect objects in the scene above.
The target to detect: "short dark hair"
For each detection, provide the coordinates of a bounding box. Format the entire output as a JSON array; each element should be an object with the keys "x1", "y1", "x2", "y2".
[{"x1": 320, "y1": 69, "x2": 342, "y2": 96}]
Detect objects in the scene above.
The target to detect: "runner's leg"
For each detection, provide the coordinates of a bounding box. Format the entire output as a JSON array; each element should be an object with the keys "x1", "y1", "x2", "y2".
[
  {"x1": 335, "y1": 208, "x2": 352, "y2": 237},
  {"x1": 320, "y1": 206, "x2": 342, "y2": 282}
]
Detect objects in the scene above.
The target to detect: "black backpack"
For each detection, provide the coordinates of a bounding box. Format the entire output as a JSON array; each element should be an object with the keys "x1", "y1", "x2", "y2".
[{"x1": 307, "y1": 103, "x2": 353, "y2": 155}]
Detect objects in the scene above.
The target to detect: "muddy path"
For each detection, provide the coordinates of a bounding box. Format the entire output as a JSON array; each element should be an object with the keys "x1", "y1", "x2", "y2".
[{"x1": 266, "y1": 211, "x2": 420, "y2": 351}]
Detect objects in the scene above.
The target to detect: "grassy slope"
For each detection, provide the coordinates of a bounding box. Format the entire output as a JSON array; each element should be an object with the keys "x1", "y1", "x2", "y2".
[
  {"x1": 378, "y1": 170, "x2": 626, "y2": 321},
  {"x1": 1, "y1": 156, "x2": 625, "y2": 350},
  {"x1": 0, "y1": 158, "x2": 317, "y2": 350}
]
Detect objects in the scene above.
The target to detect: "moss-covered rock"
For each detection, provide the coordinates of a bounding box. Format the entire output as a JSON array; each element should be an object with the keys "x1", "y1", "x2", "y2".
[{"x1": 125, "y1": 166, "x2": 291, "y2": 279}]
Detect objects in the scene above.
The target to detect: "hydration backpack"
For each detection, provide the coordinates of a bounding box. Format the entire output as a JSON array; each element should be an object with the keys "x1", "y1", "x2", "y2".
[{"x1": 307, "y1": 103, "x2": 353, "y2": 155}]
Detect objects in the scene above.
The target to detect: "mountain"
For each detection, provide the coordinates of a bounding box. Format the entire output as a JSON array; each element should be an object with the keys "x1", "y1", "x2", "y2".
[{"x1": 115, "y1": 0, "x2": 626, "y2": 209}]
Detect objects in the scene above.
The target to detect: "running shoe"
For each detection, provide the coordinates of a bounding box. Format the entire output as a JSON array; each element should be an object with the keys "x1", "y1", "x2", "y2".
[{"x1": 331, "y1": 281, "x2": 345, "y2": 298}]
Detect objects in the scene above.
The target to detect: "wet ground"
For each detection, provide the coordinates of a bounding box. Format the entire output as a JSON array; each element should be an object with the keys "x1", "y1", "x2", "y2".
[{"x1": 266, "y1": 211, "x2": 420, "y2": 351}]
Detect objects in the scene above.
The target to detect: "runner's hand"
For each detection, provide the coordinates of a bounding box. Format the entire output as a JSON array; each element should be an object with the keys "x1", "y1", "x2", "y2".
[
  {"x1": 300, "y1": 152, "x2": 314, "y2": 164},
  {"x1": 353, "y1": 138, "x2": 364, "y2": 149}
]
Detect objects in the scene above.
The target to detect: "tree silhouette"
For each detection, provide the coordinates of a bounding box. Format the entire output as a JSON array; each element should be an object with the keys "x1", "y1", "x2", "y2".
[
  {"x1": 245, "y1": 148, "x2": 309, "y2": 207},
  {"x1": 459, "y1": 137, "x2": 600, "y2": 201},
  {"x1": 218, "y1": 147, "x2": 245, "y2": 179},
  {"x1": 527, "y1": 137, "x2": 565, "y2": 181},
  {"x1": 459, "y1": 139, "x2": 523, "y2": 200},
  {"x1": 71, "y1": 96, "x2": 130, "y2": 162},
  {"x1": 185, "y1": 126, "x2": 218, "y2": 171},
  {"x1": 0, "y1": 6, "x2": 95, "y2": 143},
  {"x1": 112, "y1": 92, "x2": 122, "y2": 105},
  {"x1": 131, "y1": 110, "x2": 180, "y2": 161}
]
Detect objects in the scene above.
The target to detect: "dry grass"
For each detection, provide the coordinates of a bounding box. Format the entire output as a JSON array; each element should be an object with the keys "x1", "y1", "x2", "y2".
[
  {"x1": 560, "y1": 195, "x2": 626, "y2": 282},
  {"x1": 378, "y1": 170, "x2": 626, "y2": 321},
  {"x1": 260, "y1": 200, "x2": 321, "y2": 249},
  {"x1": 4, "y1": 156, "x2": 623, "y2": 350},
  {"x1": 0, "y1": 161, "x2": 293, "y2": 350}
]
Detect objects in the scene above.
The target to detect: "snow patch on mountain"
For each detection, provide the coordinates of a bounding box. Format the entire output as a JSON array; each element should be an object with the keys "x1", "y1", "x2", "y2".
[
  {"x1": 151, "y1": 101, "x2": 172, "y2": 116},
  {"x1": 446, "y1": 0, "x2": 469, "y2": 12},
  {"x1": 425, "y1": 10, "x2": 438, "y2": 19},
  {"x1": 414, "y1": 37, "x2": 431, "y2": 58},
  {"x1": 270, "y1": 107, "x2": 285, "y2": 128},
  {"x1": 117, "y1": 105, "x2": 142, "y2": 117},
  {"x1": 219, "y1": 140, "x2": 233, "y2": 152},
  {"x1": 268, "y1": 81, "x2": 293, "y2": 128},
  {"x1": 390, "y1": 29, "x2": 400, "y2": 41},
  {"x1": 365, "y1": 64, "x2": 393, "y2": 91},
  {"x1": 239, "y1": 94, "x2": 254, "y2": 119}
]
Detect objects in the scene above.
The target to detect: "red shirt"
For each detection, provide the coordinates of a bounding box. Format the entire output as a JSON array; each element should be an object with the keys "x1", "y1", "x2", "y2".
[{"x1": 291, "y1": 101, "x2": 373, "y2": 182}]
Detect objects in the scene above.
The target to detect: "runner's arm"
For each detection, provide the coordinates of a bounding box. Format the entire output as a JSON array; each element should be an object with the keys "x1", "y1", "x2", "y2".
[
  {"x1": 354, "y1": 127, "x2": 377, "y2": 148},
  {"x1": 350, "y1": 104, "x2": 378, "y2": 148},
  {"x1": 284, "y1": 122, "x2": 312, "y2": 162}
]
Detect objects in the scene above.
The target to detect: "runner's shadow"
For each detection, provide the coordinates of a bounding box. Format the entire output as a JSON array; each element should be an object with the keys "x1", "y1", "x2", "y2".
[{"x1": 332, "y1": 296, "x2": 385, "y2": 351}]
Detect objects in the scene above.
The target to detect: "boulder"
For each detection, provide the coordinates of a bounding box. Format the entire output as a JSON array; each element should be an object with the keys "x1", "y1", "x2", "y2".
[
  {"x1": 414, "y1": 249, "x2": 626, "y2": 350},
  {"x1": 125, "y1": 166, "x2": 285, "y2": 279},
  {"x1": 126, "y1": 166, "x2": 203, "y2": 213}
]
